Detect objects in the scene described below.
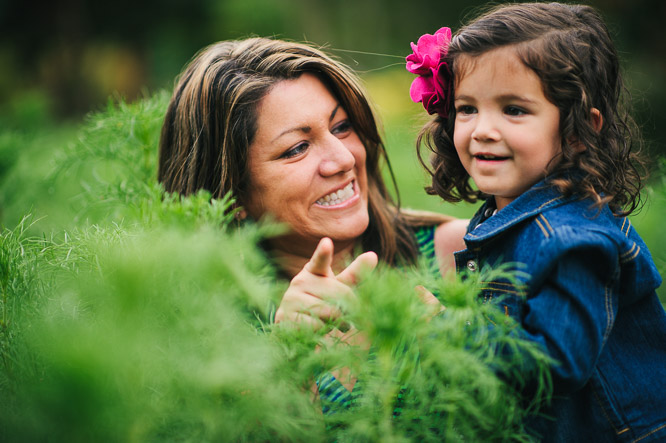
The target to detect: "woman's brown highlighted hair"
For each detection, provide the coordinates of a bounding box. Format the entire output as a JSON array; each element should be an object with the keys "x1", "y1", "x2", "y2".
[{"x1": 159, "y1": 38, "x2": 449, "y2": 264}]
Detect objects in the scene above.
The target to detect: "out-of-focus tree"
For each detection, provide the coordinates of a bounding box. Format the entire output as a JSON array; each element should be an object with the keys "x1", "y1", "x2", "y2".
[{"x1": 0, "y1": 0, "x2": 664, "y2": 156}]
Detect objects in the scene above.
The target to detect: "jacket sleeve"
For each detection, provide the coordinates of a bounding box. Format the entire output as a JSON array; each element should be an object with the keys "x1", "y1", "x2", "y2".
[{"x1": 518, "y1": 226, "x2": 620, "y2": 394}]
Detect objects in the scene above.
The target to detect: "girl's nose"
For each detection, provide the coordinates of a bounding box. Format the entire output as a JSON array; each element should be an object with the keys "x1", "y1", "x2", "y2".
[
  {"x1": 471, "y1": 113, "x2": 501, "y2": 142},
  {"x1": 318, "y1": 135, "x2": 355, "y2": 176}
]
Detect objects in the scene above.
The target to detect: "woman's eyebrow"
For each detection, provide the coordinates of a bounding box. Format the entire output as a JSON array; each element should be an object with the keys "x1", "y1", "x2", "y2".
[
  {"x1": 271, "y1": 104, "x2": 342, "y2": 143},
  {"x1": 329, "y1": 104, "x2": 341, "y2": 122},
  {"x1": 272, "y1": 126, "x2": 311, "y2": 143}
]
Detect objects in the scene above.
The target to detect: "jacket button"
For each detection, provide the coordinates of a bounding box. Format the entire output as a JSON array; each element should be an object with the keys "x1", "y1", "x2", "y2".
[{"x1": 466, "y1": 260, "x2": 478, "y2": 272}]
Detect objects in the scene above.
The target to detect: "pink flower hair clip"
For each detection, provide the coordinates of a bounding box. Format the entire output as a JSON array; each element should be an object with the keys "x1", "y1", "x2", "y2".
[{"x1": 406, "y1": 27, "x2": 453, "y2": 118}]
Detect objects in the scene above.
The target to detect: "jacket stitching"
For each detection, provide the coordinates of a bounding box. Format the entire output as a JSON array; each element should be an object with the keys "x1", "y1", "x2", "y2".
[
  {"x1": 481, "y1": 281, "x2": 527, "y2": 289},
  {"x1": 538, "y1": 214, "x2": 554, "y2": 234},
  {"x1": 479, "y1": 286, "x2": 523, "y2": 295},
  {"x1": 632, "y1": 422, "x2": 666, "y2": 442},
  {"x1": 535, "y1": 217, "x2": 550, "y2": 238},
  {"x1": 467, "y1": 198, "x2": 560, "y2": 239},
  {"x1": 621, "y1": 243, "x2": 637, "y2": 259},
  {"x1": 480, "y1": 281, "x2": 528, "y2": 294},
  {"x1": 536, "y1": 195, "x2": 564, "y2": 210},
  {"x1": 591, "y1": 386, "x2": 627, "y2": 435},
  {"x1": 622, "y1": 218, "x2": 632, "y2": 236},
  {"x1": 467, "y1": 196, "x2": 564, "y2": 240},
  {"x1": 621, "y1": 245, "x2": 640, "y2": 263},
  {"x1": 603, "y1": 282, "x2": 614, "y2": 341}
]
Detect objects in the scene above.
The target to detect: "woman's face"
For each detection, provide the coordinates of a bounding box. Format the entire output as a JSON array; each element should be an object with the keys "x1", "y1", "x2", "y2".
[{"x1": 244, "y1": 73, "x2": 369, "y2": 256}]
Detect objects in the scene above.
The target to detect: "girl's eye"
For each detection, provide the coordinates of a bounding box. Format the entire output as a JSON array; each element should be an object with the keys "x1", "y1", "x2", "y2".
[
  {"x1": 332, "y1": 120, "x2": 353, "y2": 138},
  {"x1": 456, "y1": 105, "x2": 477, "y2": 115},
  {"x1": 505, "y1": 105, "x2": 527, "y2": 116},
  {"x1": 280, "y1": 142, "x2": 309, "y2": 159}
]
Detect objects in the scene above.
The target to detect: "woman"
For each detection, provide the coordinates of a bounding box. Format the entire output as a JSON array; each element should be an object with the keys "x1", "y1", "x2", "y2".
[
  {"x1": 158, "y1": 37, "x2": 465, "y2": 294},
  {"x1": 158, "y1": 37, "x2": 465, "y2": 409}
]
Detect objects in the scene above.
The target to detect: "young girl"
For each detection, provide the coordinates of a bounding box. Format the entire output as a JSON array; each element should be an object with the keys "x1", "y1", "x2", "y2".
[{"x1": 408, "y1": 3, "x2": 665, "y2": 442}]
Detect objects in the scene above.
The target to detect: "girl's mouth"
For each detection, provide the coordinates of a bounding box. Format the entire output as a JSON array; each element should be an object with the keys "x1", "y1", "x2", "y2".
[
  {"x1": 475, "y1": 154, "x2": 509, "y2": 161},
  {"x1": 316, "y1": 181, "x2": 355, "y2": 206}
]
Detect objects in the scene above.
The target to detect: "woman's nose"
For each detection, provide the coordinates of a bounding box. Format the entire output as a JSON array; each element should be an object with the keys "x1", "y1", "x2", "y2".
[
  {"x1": 471, "y1": 112, "x2": 501, "y2": 142},
  {"x1": 318, "y1": 135, "x2": 355, "y2": 176}
]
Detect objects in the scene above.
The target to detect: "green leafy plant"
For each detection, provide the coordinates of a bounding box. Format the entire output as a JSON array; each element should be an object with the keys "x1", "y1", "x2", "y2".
[{"x1": 0, "y1": 93, "x2": 558, "y2": 442}]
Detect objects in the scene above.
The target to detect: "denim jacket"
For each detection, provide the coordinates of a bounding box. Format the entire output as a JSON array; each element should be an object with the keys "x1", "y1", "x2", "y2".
[{"x1": 454, "y1": 180, "x2": 666, "y2": 442}]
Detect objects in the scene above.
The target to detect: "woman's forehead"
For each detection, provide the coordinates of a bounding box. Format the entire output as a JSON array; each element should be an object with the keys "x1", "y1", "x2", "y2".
[{"x1": 253, "y1": 74, "x2": 341, "y2": 141}]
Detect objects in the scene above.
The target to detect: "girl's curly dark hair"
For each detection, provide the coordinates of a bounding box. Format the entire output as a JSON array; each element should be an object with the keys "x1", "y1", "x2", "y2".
[{"x1": 417, "y1": 2, "x2": 646, "y2": 215}]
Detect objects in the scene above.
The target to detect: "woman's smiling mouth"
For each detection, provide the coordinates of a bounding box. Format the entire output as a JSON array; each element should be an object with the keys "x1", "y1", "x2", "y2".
[{"x1": 316, "y1": 181, "x2": 355, "y2": 206}]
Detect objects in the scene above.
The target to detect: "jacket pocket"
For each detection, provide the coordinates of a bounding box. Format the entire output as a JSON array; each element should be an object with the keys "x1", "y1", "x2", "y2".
[
  {"x1": 589, "y1": 368, "x2": 632, "y2": 441},
  {"x1": 478, "y1": 282, "x2": 526, "y2": 319}
]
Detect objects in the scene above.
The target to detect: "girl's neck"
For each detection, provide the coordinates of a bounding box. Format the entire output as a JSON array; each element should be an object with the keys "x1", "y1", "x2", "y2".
[
  {"x1": 268, "y1": 237, "x2": 359, "y2": 279},
  {"x1": 494, "y1": 196, "x2": 513, "y2": 211}
]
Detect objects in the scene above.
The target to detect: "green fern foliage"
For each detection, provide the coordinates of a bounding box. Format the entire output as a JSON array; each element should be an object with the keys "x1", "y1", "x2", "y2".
[{"x1": 0, "y1": 94, "x2": 554, "y2": 442}]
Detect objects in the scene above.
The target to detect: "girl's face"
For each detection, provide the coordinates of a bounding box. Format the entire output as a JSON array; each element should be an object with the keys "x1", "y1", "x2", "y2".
[
  {"x1": 244, "y1": 73, "x2": 369, "y2": 257},
  {"x1": 453, "y1": 46, "x2": 562, "y2": 210}
]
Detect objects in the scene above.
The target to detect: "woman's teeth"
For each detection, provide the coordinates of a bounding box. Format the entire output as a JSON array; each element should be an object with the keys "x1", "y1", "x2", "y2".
[{"x1": 317, "y1": 182, "x2": 354, "y2": 206}]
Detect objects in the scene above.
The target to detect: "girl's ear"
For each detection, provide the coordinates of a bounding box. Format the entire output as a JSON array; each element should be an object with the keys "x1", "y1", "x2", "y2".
[
  {"x1": 591, "y1": 108, "x2": 603, "y2": 132},
  {"x1": 568, "y1": 108, "x2": 604, "y2": 153}
]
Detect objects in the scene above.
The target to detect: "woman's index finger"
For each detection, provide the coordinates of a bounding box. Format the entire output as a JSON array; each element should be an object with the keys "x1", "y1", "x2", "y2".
[{"x1": 304, "y1": 237, "x2": 335, "y2": 277}]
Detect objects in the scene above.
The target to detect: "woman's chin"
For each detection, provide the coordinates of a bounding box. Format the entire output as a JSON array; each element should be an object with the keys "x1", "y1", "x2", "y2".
[{"x1": 325, "y1": 214, "x2": 369, "y2": 244}]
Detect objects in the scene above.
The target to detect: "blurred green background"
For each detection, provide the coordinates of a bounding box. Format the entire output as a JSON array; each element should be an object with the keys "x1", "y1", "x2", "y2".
[{"x1": 0, "y1": 0, "x2": 664, "y2": 300}]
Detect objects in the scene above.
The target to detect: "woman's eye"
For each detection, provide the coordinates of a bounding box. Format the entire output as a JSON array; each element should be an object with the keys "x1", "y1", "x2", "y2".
[
  {"x1": 280, "y1": 142, "x2": 309, "y2": 159},
  {"x1": 332, "y1": 120, "x2": 353, "y2": 138},
  {"x1": 456, "y1": 105, "x2": 476, "y2": 115},
  {"x1": 505, "y1": 105, "x2": 527, "y2": 116}
]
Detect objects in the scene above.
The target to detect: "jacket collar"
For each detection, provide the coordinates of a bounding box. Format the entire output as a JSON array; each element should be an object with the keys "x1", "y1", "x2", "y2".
[{"x1": 465, "y1": 179, "x2": 575, "y2": 244}]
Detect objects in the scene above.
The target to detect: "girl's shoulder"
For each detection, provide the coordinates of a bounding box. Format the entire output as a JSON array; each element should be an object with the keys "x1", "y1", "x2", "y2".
[
  {"x1": 535, "y1": 199, "x2": 658, "y2": 275},
  {"x1": 532, "y1": 200, "x2": 662, "y2": 304},
  {"x1": 539, "y1": 197, "x2": 632, "y2": 240}
]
